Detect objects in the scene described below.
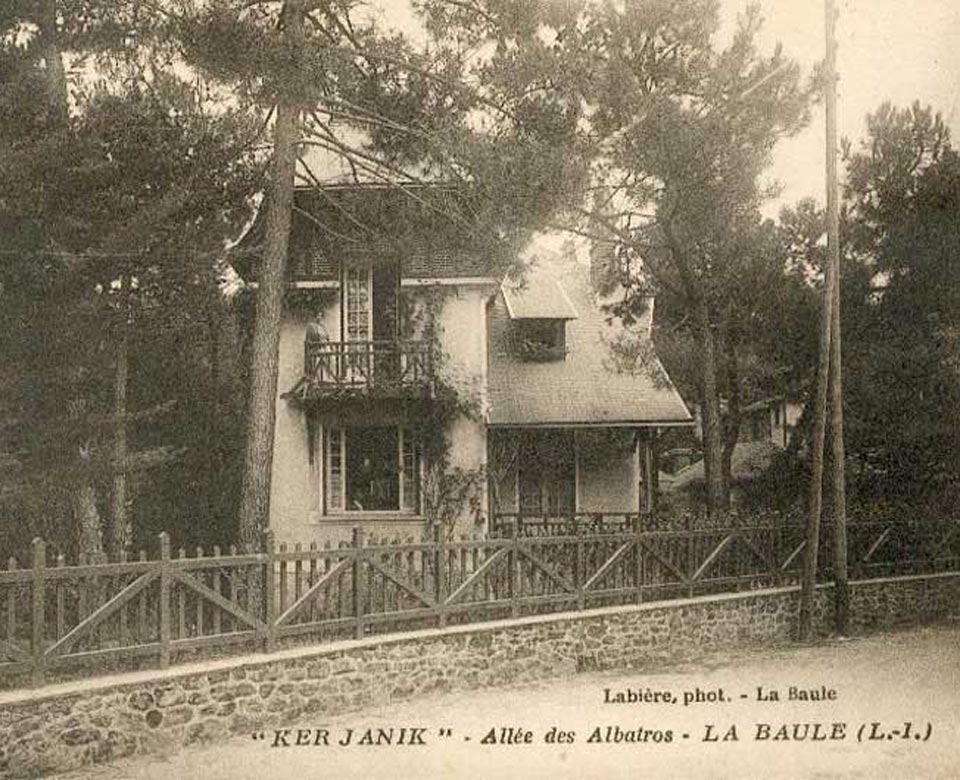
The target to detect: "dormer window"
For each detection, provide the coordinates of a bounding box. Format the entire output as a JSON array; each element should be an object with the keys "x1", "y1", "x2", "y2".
[
  {"x1": 502, "y1": 272, "x2": 578, "y2": 363},
  {"x1": 515, "y1": 319, "x2": 567, "y2": 361}
]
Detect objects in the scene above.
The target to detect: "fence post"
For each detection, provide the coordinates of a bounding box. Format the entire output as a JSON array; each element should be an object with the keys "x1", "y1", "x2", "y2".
[
  {"x1": 506, "y1": 519, "x2": 520, "y2": 618},
  {"x1": 633, "y1": 516, "x2": 644, "y2": 606},
  {"x1": 851, "y1": 525, "x2": 863, "y2": 581},
  {"x1": 729, "y1": 514, "x2": 743, "y2": 593},
  {"x1": 352, "y1": 527, "x2": 365, "y2": 639},
  {"x1": 55, "y1": 553, "x2": 66, "y2": 641},
  {"x1": 30, "y1": 538, "x2": 46, "y2": 688},
  {"x1": 772, "y1": 512, "x2": 782, "y2": 586},
  {"x1": 686, "y1": 515, "x2": 695, "y2": 598},
  {"x1": 575, "y1": 521, "x2": 586, "y2": 611},
  {"x1": 433, "y1": 525, "x2": 447, "y2": 628},
  {"x1": 263, "y1": 529, "x2": 276, "y2": 654},
  {"x1": 158, "y1": 532, "x2": 171, "y2": 669}
]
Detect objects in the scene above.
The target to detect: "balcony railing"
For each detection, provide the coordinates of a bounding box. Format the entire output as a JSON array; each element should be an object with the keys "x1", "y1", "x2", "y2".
[{"x1": 304, "y1": 340, "x2": 434, "y2": 395}]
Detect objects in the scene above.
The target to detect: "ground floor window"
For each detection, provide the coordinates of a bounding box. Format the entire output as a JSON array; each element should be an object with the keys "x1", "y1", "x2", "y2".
[{"x1": 325, "y1": 425, "x2": 419, "y2": 513}]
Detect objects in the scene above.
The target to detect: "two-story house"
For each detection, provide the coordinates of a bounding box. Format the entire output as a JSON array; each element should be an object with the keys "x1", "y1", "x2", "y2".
[{"x1": 234, "y1": 183, "x2": 692, "y2": 545}]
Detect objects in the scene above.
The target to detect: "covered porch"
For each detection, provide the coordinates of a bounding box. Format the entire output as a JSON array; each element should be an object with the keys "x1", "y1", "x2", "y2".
[{"x1": 487, "y1": 425, "x2": 659, "y2": 536}]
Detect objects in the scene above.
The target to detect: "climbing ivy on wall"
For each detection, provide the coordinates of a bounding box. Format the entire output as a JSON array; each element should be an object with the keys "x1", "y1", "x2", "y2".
[
  {"x1": 400, "y1": 285, "x2": 486, "y2": 540},
  {"x1": 289, "y1": 283, "x2": 488, "y2": 540}
]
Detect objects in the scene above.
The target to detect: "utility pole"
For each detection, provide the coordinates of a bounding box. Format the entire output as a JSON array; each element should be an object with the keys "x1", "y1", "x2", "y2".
[
  {"x1": 825, "y1": 0, "x2": 849, "y2": 636},
  {"x1": 799, "y1": 0, "x2": 842, "y2": 641}
]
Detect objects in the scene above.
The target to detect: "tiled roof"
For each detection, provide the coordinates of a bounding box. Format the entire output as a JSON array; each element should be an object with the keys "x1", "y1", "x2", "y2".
[
  {"x1": 290, "y1": 244, "x2": 493, "y2": 281},
  {"x1": 404, "y1": 250, "x2": 493, "y2": 279},
  {"x1": 502, "y1": 275, "x2": 578, "y2": 319},
  {"x1": 487, "y1": 260, "x2": 692, "y2": 426}
]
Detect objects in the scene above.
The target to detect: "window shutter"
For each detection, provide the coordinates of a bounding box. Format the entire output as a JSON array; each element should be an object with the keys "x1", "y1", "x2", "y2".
[
  {"x1": 326, "y1": 427, "x2": 344, "y2": 513},
  {"x1": 400, "y1": 427, "x2": 419, "y2": 513}
]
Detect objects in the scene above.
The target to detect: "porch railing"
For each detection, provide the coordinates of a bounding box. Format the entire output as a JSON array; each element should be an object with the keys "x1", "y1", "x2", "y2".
[
  {"x1": 490, "y1": 512, "x2": 815, "y2": 537},
  {"x1": 491, "y1": 513, "x2": 636, "y2": 537},
  {"x1": 304, "y1": 340, "x2": 433, "y2": 393},
  {"x1": 1, "y1": 516, "x2": 957, "y2": 690}
]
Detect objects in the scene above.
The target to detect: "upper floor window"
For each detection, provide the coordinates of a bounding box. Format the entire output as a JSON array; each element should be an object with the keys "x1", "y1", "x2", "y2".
[
  {"x1": 339, "y1": 259, "x2": 400, "y2": 343},
  {"x1": 343, "y1": 264, "x2": 372, "y2": 342},
  {"x1": 502, "y1": 274, "x2": 577, "y2": 363},
  {"x1": 514, "y1": 318, "x2": 567, "y2": 361}
]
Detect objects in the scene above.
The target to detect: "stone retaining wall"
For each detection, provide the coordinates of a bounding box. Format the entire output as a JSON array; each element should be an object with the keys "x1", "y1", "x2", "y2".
[{"x1": 1, "y1": 572, "x2": 957, "y2": 778}]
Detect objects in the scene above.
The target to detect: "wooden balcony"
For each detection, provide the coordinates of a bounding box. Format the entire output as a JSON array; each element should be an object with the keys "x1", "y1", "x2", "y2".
[{"x1": 303, "y1": 340, "x2": 434, "y2": 398}]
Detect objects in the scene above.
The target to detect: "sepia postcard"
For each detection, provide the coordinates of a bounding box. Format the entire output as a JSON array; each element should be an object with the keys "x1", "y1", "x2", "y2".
[{"x1": 0, "y1": 0, "x2": 957, "y2": 778}]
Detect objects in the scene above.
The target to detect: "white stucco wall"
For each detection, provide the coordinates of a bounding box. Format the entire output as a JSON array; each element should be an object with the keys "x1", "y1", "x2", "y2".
[
  {"x1": 434, "y1": 286, "x2": 489, "y2": 512},
  {"x1": 413, "y1": 286, "x2": 490, "y2": 537},
  {"x1": 269, "y1": 312, "x2": 313, "y2": 545},
  {"x1": 268, "y1": 302, "x2": 340, "y2": 547}
]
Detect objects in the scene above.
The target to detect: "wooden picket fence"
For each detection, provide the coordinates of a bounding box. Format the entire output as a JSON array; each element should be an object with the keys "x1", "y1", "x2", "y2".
[{"x1": 1, "y1": 515, "x2": 958, "y2": 690}]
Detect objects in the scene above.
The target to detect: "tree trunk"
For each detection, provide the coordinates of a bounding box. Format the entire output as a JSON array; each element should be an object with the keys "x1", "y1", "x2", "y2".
[
  {"x1": 204, "y1": 294, "x2": 222, "y2": 533},
  {"x1": 720, "y1": 323, "x2": 741, "y2": 508},
  {"x1": 74, "y1": 444, "x2": 103, "y2": 559},
  {"x1": 39, "y1": 0, "x2": 104, "y2": 557},
  {"x1": 38, "y1": 0, "x2": 69, "y2": 125},
  {"x1": 110, "y1": 326, "x2": 129, "y2": 557},
  {"x1": 236, "y1": 1, "x2": 303, "y2": 551},
  {"x1": 697, "y1": 297, "x2": 725, "y2": 519}
]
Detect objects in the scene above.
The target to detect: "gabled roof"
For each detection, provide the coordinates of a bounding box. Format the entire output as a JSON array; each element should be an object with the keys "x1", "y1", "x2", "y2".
[
  {"x1": 486, "y1": 259, "x2": 692, "y2": 427},
  {"x1": 740, "y1": 396, "x2": 799, "y2": 414},
  {"x1": 664, "y1": 439, "x2": 782, "y2": 492}
]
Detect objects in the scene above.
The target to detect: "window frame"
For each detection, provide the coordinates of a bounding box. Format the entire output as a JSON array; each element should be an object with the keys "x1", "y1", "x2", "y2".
[
  {"x1": 514, "y1": 318, "x2": 567, "y2": 361},
  {"x1": 323, "y1": 424, "x2": 420, "y2": 516},
  {"x1": 341, "y1": 263, "x2": 373, "y2": 343}
]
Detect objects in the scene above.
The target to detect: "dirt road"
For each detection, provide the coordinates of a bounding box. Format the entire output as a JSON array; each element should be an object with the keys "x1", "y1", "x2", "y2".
[{"x1": 53, "y1": 624, "x2": 960, "y2": 780}]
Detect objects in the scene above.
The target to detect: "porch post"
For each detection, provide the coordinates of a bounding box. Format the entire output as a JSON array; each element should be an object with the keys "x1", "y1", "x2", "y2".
[
  {"x1": 573, "y1": 429, "x2": 581, "y2": 514},
  {"x1": 638, "y1": 429, "x2": 655, "y2": 515},
  {"x1": 651, "y1": 428, "x2": 660, "y2": 509},
  {"x1": 485, "y1": 427, "x2": 494, "y2": 534},
  {"x1": 636, "y1": 430, "x2": 643, "y2": 516}
]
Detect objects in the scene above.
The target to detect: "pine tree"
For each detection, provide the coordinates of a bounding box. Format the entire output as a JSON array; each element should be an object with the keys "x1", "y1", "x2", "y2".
[{"x1": 0, "y1": 2, "x2": 259, "y2": 557}]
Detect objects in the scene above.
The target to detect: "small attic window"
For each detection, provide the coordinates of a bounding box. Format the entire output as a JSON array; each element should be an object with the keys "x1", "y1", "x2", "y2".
[
  {"x1": 515, "y1": 319, "x2": 567, "y2": 361},
  {"x1": 501, "y1": 274, "x2": 577, "y2": 362}
]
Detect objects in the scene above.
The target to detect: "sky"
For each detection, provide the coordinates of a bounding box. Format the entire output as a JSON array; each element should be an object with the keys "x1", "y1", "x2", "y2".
[
  {"x1": 732, "y1": 0, "x2": 960, "y2": 216},
  {"x1": 369, "y1": 0, "x2": 960, "y2": 219}
]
